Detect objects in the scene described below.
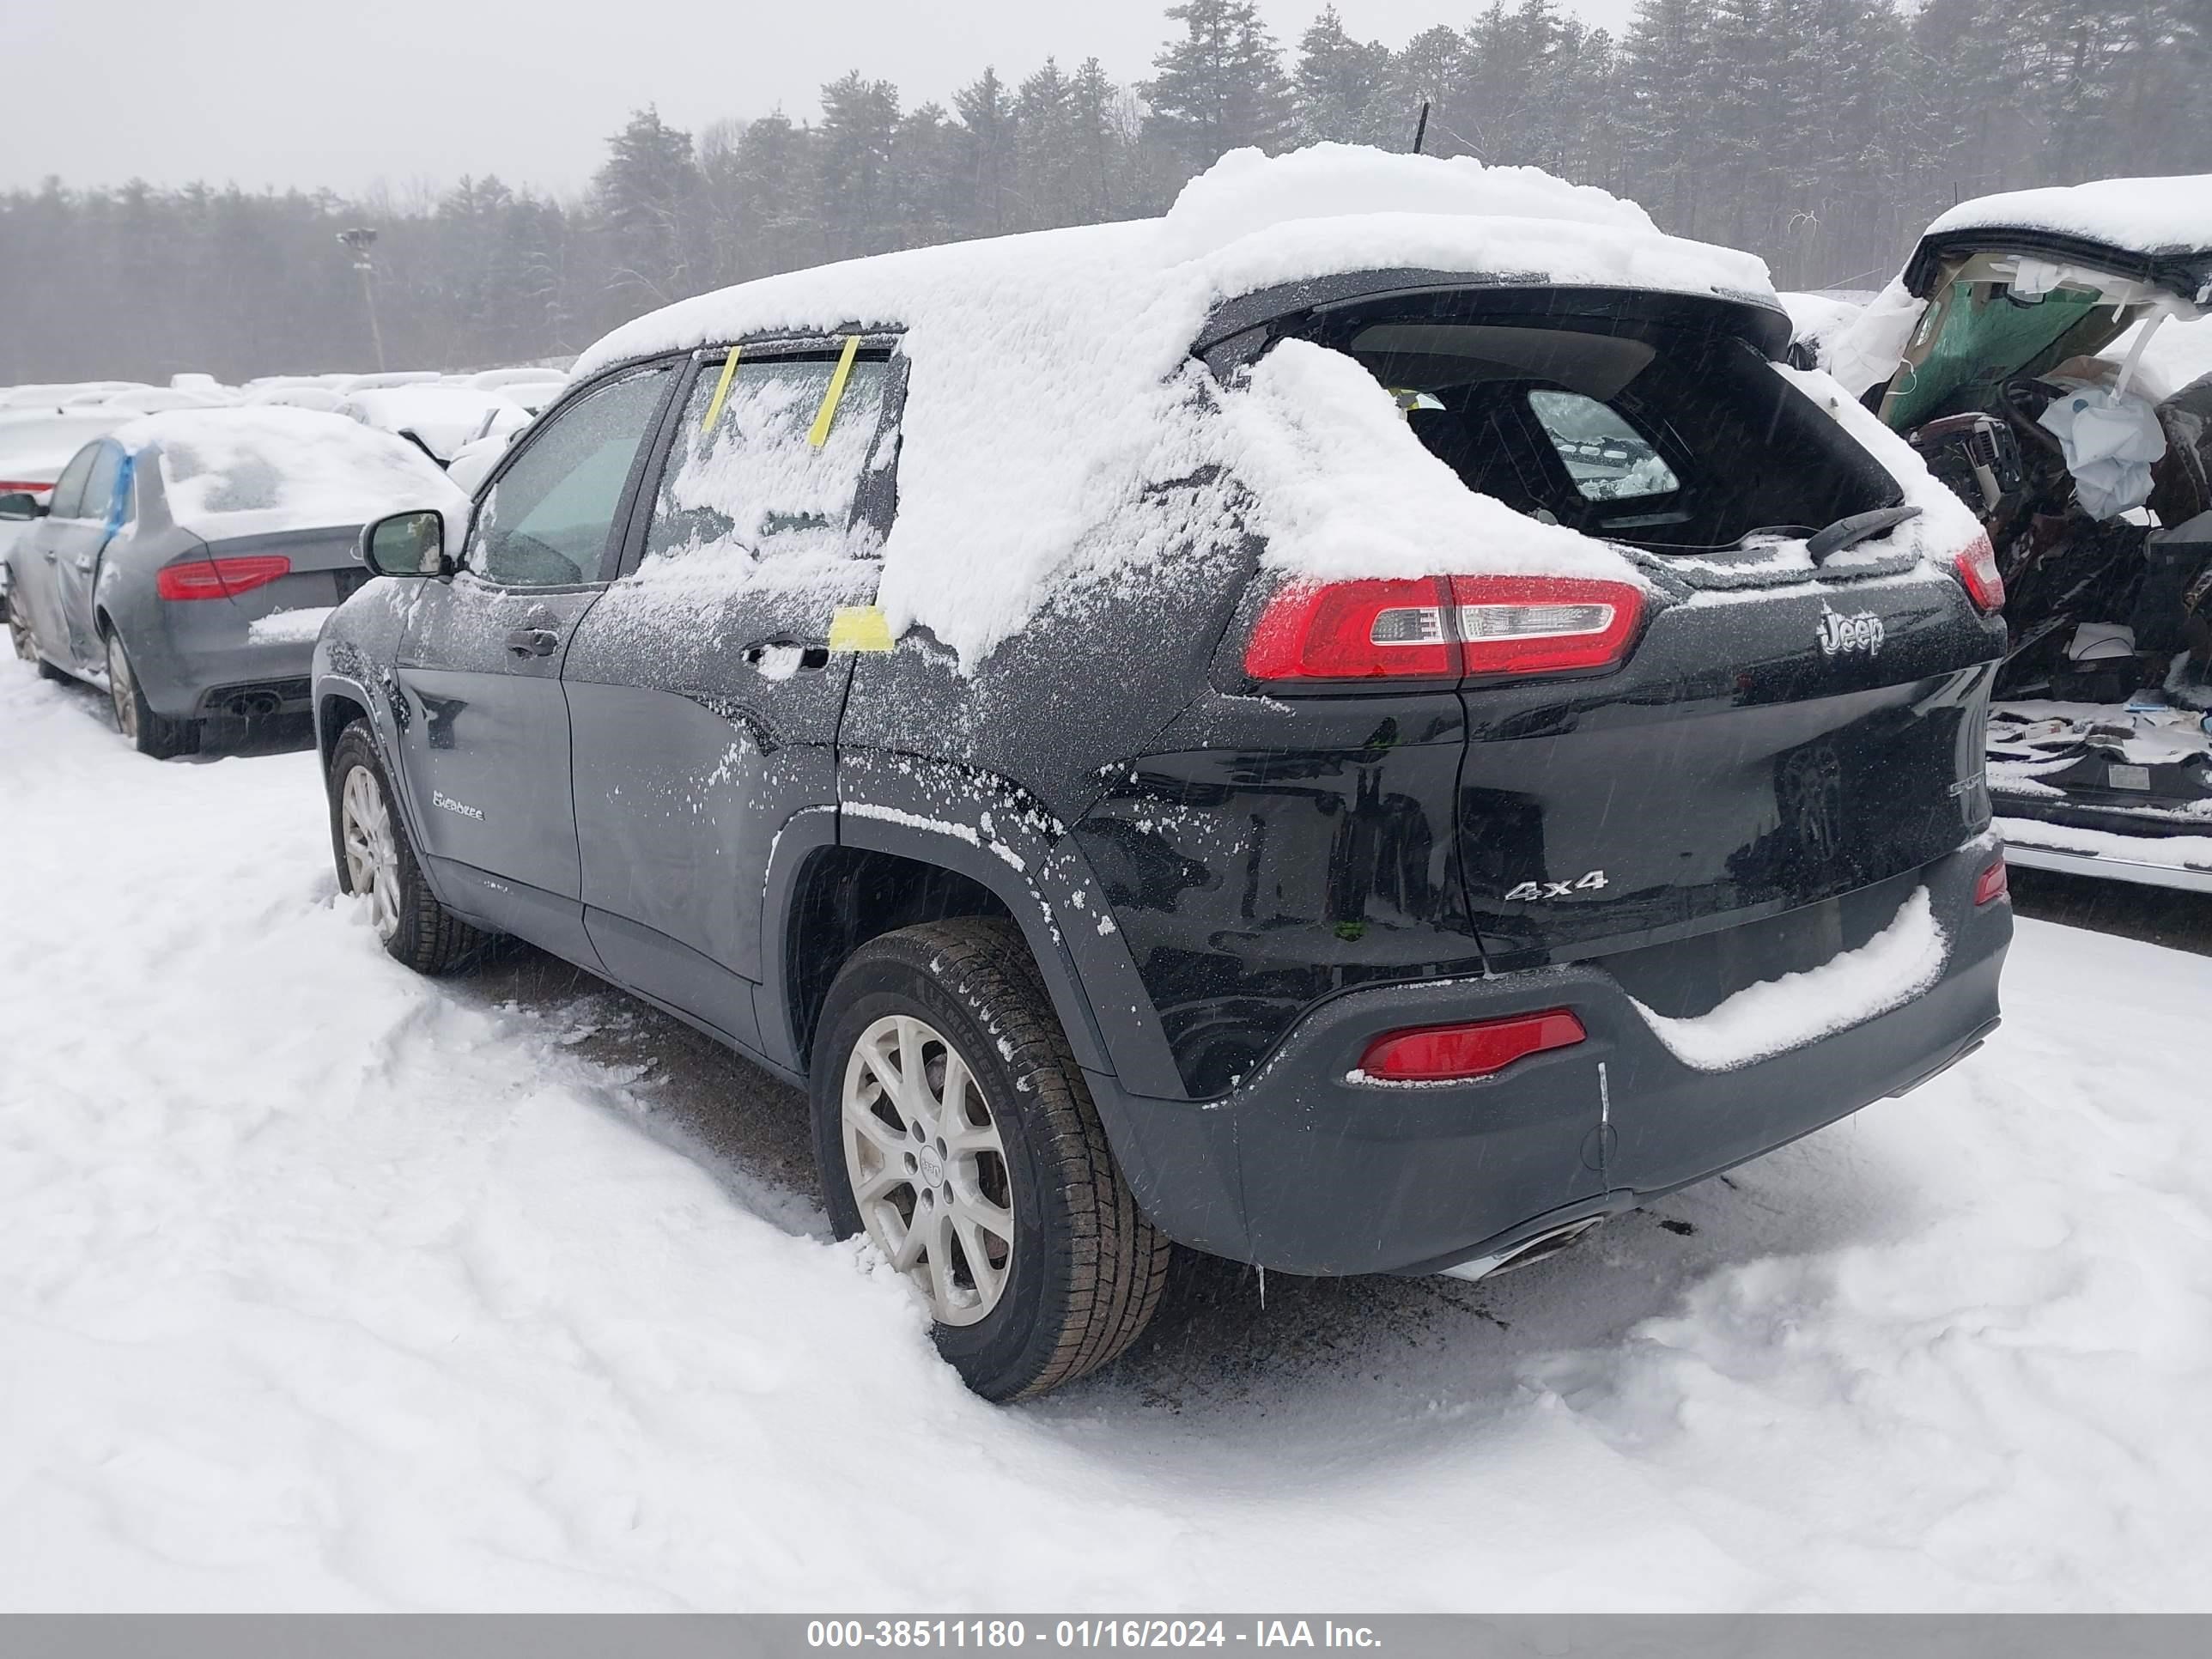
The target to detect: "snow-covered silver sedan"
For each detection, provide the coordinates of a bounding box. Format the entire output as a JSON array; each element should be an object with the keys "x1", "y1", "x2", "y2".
[{"x1": 3, "y1": 407, "x2": 460, "y2": 756}]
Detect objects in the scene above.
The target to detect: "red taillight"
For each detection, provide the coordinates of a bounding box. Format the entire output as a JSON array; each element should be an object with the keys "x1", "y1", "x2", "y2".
[
  {"x1": 155, "y1": 555, "x2": 291, "y2": 601},
  {"x1": 1245, "y1": 575, "x2": 1644, "y2": 683},
  {"x1": 1974, "y1": 855, "x2": 2008, "y2": 907},
  {"x1": 1450, "y1": 575, "x2": 1644, "y2": 678},
  {"x1": 1244, "y1": 577, "x2": 1458, "y2": 680},
  {"x1": 1360, "y1": 1009, "x2": 1587, "y2": 1083},
  {"x1": 0, "y1": 481, "x2": 53, "y2": 494},
  {"x1": 1953, "y1": 533, "x2": 2005, "y2": 614}
]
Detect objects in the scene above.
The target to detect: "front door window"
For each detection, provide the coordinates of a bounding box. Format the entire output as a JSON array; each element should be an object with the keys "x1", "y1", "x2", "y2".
[{"x1": 466, "y1": 368, "x2": 672, "y2": 586}]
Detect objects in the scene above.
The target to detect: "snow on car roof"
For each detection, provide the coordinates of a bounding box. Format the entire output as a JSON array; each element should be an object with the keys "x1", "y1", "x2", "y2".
[
  {"x1": 1924, "y1": 175, "x2": 2212, "y2": 258},
  {"x1": 574, "y1": 145, "x2": 1781, "y2": 668},
  {"x1": 114, "y1": 406, "x2": 465, "y2": 541}
]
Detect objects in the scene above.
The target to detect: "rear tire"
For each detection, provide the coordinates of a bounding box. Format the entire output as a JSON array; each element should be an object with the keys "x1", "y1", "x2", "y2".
[
  {"x1": 8, "y1": 601, "x2": 35, "y2": 663},
  {"x1": 104, "y1": 628, "x2": 197, "y2": 758},
  {"x1": 328, "y1": 720, "x2": 488, "y2": 974},
  {"x1": 811, "y1": 918, "x2": 1170, "y2": 1401}
]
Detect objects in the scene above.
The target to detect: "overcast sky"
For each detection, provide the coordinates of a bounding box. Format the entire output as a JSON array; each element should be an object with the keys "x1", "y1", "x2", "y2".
[{"x1": 4, "y1": 0, "x2": 1641, "y2": 198}]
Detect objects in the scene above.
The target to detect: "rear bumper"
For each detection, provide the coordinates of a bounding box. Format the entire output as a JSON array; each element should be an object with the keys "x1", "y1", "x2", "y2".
[
  {"x1": 1090, "y1": 842, "x2": 2009, "y2": 1276},
  {"x1": 122, "y1": 618, "x2": 317, "y2": 720}
]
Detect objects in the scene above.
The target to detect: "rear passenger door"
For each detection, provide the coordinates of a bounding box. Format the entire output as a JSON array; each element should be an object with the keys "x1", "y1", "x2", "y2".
[
  {"x1": 16, "y1": 444, "x2": 96, "y2": 668},
  {"x1": 392, "y1": 362, "x2": 678, "y2": 962},
  {"x1": 562, "y1": 337, "x2": 899, "y2": 1053},
  {"x1": 52, "y1": 440, "x2": 128, "y2": 665}
]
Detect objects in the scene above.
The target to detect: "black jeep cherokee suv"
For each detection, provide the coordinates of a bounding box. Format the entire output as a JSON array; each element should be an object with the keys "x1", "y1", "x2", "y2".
[{"x1": 315, "y1": 210, "x2": 2012, "y2": 1401}]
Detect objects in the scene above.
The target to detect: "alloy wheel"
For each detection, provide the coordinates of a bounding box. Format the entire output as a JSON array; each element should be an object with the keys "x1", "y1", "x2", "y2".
[
  {"x1": 842, "y1": 1013, "x2": 1017, "y2": 1326},
  {"x1": 106, "y1": 634, "x2": 137, "y2": 740},
  {"x1": 338, "y1": 763, "x2": 403, "y2": 942}
]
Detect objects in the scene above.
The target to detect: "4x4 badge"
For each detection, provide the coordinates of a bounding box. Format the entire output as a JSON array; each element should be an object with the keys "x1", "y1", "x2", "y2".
[
  {"x1": 1817, "y1": 604, "x2": 1884, "y2": 657},
  {"x1": 1504, "y1": 870, "x2": 1609, "y2": 902}
]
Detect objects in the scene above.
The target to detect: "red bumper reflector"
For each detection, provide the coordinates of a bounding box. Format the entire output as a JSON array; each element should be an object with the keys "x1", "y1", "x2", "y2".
[
  {"x1": 1360, "y1": 1009, "x2": 1587, "y2": 1083},
  {"x1": 155, "y1": 554, "x2": 291, "y2": 601},
  {"x1": 1974, "y1": 856, "x2": 2008, "y2": 907}
]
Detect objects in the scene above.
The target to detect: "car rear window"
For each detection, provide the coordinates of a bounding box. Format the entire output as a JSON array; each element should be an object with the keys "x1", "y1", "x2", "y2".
[{"x1": 1288, "y1": 293, "x2": 1901, "y2": 552}]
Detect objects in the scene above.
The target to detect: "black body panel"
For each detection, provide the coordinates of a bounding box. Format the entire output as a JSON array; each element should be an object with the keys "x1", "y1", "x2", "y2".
[
  {"x1": 394, "y1": 574, "x2": 607, "y2": 964},
  {"x1": 1094, "y1": 841, "x2": 2006, "y2": 1275},
  {"x1": 1072, "y1": 692, "x2": 1487, "y2": 1097}
]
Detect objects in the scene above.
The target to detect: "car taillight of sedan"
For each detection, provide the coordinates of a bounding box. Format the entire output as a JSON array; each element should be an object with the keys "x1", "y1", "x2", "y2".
[{"x1": 155, "y1": 555, "x2": 291, "y2": 600}]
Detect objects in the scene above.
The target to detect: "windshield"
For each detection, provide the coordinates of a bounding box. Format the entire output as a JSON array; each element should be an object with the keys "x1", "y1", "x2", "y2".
[
  {"x1": 1289, "y1": 291, "x2": 1900, "y2": 552},
  {"x1": 1884, "y1": 254, "x2": 2140, "y2": 431}
]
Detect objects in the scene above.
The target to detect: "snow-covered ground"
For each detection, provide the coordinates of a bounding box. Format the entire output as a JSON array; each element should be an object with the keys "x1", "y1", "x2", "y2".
[{"x1": 3, "y1": 655, "x2": 2210, "y2": 1612}]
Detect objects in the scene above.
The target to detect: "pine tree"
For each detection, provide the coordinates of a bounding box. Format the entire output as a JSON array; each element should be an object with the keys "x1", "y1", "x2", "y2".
[
  {"x1": 1141, "y1": 0, "x2": 1296, "y2": 179},
  {"x1": 1067, "y1": 58, "x2": 1139, "y2": 223},
  {"x1": 953, "y1": 67, "x2": 1018, "y2": 237},
  {"x1": 592, "y1": 106, "x2": 702, "y2": 307},
  {"x1": 1293, "y1": 8, "x2": 1395, "y2": 147},
  {"x1": 1389, "y1": 27, "x2": 1464, "y2": 155},
  {"x1": 815, "y1": 72, "x2": 902, "y2": 261}
]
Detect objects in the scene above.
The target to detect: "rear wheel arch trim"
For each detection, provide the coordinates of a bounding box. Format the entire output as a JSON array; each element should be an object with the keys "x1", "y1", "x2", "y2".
[{"x1": 760, "y1": 808, "x2": 1117, "y2": 1083}]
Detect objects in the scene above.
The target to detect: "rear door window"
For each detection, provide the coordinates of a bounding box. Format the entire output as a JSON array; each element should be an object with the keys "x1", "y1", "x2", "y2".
[
  {"x1": 46, "y1": 446, "x2": 97, "y2": 520},
  {"x1": 77, "y1": 443, "x2": 125, "y2": 526},
  {"x1": 642, "y1": 342, "x2": 895, "y2": 568}
]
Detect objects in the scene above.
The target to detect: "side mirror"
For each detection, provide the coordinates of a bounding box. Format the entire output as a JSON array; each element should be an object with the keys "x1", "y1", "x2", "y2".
[
  {"x1": 0, "y1": 492, "x2": 46, "y2": 521},
  {"x1": 361, "y1": 508, "x2": 447, "y2": 578}
]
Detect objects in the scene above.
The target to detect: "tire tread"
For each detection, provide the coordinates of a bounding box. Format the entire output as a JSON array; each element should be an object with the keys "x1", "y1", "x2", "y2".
[
  {"x1": 819, "y1": 917, "x2": 1170, "y2": 1400},
  {"x1": 329, "y1": 720, "x2": 489, "y2": 975}
]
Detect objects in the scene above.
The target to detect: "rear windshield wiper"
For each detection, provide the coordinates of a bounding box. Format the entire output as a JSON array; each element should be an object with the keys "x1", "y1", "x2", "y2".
[{"x1": 1808, "y1": 505, "x2": 1922, "y2": 562}]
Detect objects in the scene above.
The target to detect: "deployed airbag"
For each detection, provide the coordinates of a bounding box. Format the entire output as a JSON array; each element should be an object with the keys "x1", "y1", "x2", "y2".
[{"x1": 2039, "y1": 389, "x2": 2168, "y2": 520}]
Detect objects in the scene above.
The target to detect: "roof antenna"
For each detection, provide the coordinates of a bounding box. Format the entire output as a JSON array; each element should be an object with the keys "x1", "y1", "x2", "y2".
[{"x1": 1411, "y1": 100, "x2": 1431, "y2": 155}]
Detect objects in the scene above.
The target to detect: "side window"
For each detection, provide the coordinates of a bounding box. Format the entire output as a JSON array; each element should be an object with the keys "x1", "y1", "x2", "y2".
[
  {"x1": 1526, "y1": 390, "x2": 1679, "y2": 502},
  {"x1": 46, "y1": 445, "x2": 98, "y2": 521},
  {"x1": 642, "y1": 344, "x2": 892, "y2": 567},
  {"x1": 77, "y1": 444, "x2": 125, "y2": 526},
  {"x1": 465, "y1": 366, "x2": 673, "y2": 586}
]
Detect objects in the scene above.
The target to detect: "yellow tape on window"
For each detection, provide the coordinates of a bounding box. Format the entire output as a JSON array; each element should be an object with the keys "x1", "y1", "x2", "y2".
[
  {"x1": 808, "y1": 334, "x2": 862, "y2": 448},
  {"x1": 699, "y1": 343, "x2": 742, "y2": 434}
]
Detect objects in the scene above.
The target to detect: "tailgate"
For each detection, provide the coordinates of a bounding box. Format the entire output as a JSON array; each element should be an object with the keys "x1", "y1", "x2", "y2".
[{"x1": 1457, "y1": 570, "x2": 2000, "y2": 968}]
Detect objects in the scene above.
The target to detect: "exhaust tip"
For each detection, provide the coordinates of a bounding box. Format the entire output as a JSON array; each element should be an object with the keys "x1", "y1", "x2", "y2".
[{"x1": 1439, "y1": 1215, "x2": 1605, "y2": 1285}]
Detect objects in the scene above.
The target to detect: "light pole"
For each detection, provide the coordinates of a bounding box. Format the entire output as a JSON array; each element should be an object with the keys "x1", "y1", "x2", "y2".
[{"x1": 337, "y1": 227, "x2": 386, "y2": 372}]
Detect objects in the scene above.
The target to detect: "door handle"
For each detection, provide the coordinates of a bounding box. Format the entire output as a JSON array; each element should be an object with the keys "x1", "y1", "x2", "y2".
[
  {"x1": 741, "y1": 638, "x2": 831, "y2": 672},
  {"x1": 505, "y1": 627, "x2": 560, "y2": 658},
  {"x1": 42, "y1": 550, "x2": 57, "y2": 562}
]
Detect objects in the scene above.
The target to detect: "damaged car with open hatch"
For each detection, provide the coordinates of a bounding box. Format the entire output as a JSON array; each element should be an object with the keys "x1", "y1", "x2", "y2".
[
  {"x1": 1822, "y1": 176, "x2": 2212, "y2": 891},
  {"x1": 313, "y1": 146, "x2": 2012, "y2": 1401}
]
